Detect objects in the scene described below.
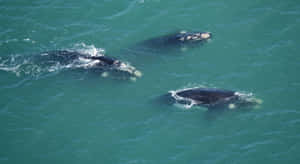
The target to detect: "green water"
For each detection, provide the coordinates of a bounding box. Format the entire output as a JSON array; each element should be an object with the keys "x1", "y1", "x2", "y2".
[{"x1": 1, "y1": 0, "x2": 300, "y2": 163}]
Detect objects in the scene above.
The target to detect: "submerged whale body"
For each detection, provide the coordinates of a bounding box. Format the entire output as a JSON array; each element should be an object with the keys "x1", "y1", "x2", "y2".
[
  {"x1": 40, "y1": 50, "x2": 142, "y2": 78},
  {"x1": 162, "y1": 88, "x2": 262, "y2": 109},
  {"x1": 139, "y1": 30, "x2": 212, "y2": 50}
]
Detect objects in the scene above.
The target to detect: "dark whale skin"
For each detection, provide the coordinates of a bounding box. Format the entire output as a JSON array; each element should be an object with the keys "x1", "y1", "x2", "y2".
[
  {"x1": 141, "y1": 31, "x2": 212, "y2": 49},
  {"x1": 176, "y1": 88, "x2": 236, "y2": 104},
  {"x1": 160, "y1": 88, "x2": 261, "y2": 109},
  {"x1": 42, "y1": 50, "x2": 118, "y2": 66}
]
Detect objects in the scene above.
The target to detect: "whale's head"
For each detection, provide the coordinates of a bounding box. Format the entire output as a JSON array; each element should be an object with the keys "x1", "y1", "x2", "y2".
[
  {"x1": 199, "y1": 32, "x2": 212, "y2": 40},
  {"x1": 112, "y1": 60, "x2": 142, "y2": 79},
  {"x1": 177, "y1": 31, "x2": 212, "y2": 42},
  {"x1": 227, "y1": 92, "x2": 263, "y2": 109}
]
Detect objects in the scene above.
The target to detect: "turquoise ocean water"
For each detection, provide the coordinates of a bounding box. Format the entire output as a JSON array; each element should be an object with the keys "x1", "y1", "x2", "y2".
[{"x1": 1, "y1": 0, "x2": 300, "y2": 163}]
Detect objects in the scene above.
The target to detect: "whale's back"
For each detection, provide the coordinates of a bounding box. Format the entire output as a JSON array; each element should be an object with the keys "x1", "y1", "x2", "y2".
[{"x1": 176, "y1": 88, "x2": 236, "y2": 105}]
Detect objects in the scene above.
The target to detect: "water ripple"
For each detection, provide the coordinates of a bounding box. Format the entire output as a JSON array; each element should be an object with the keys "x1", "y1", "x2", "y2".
[
  {"x1": 104, "y1": 0, "x2": 139, "y2": 20},
  {"x1": 0, "y1": 77, "x2": 31, "y2": 89},
  {"x1": 241, "y1": 140, "x2": 274, "y2": 150}
]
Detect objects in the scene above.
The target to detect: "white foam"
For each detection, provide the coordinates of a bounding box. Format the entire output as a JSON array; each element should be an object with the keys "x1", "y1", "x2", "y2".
[
  {"x1": 0, "y1": 65, "x2": 20, "y2": 72},
  {"x1": 234, "y1": 91, "x2": 254, "y2": 99},
  {"x1": 173, "y1": 102, "x2": 196, "y2": 110},
  {"x1": 40, "y1": 53, "x2": 48, "y2": 56},
  {"x1": 169, "y1": 90, "x2": 199, "y2": 108},
  {"x1": 73, "y1": 43, "x2": 105, "y2": 57}
]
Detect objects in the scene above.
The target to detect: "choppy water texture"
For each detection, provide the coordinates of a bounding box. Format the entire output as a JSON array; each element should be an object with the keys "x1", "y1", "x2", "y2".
[{"x1": 1, "y1": 0, "x2": 300, "y2": 163}]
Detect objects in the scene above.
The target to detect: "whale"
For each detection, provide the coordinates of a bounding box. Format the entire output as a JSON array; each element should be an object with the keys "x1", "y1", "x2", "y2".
[
  {"x1": 139, "y1": 30, "x2": 212, "y2": 50},
  {"x1": 39, "y1": 50, "x2": 142, "y2": 79},
  {"x1": 160, "y1": 87, "x2": 262, "y2": 109}
]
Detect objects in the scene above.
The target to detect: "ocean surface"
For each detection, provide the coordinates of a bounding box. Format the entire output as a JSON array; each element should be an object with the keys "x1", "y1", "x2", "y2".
[{"x1": 1, "y1": 0, "x2": 300, "y2": 163}]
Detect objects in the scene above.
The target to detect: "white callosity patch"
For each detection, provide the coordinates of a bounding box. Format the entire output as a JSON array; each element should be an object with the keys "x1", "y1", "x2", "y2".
[
  {"x1": 228, "y1": 103, "x2": 236, "y2": 109},
  {"x1": 179, "y1": 31, "x2": 211, "y2": 42},
  {"x1": 101, "y1": 72, "x2": 109, "y2": 77},
  {"x1": 115, "y1": 62, "x2": 142, "y2": 77},
  {"x1": 234, "y1": 92, "x2": 260, "y2": 103}
]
